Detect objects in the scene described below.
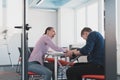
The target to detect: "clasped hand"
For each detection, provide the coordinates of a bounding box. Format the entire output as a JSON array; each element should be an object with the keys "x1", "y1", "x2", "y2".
[{"x1": 65, "y1": 49, "x2": 80, "y2": 57}]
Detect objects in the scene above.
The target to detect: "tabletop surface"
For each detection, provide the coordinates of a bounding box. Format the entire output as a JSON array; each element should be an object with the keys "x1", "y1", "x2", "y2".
[{"x1": 47, "y1": 51, "x2": 65, "y2": 56}]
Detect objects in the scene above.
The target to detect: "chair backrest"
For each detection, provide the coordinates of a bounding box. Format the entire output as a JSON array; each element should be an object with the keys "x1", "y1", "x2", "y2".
[
  {"x1": 18, "y1": 47, "x2": 34, "y2": 60},
  {"x1": 29, "y1": 47, "x2": 34, "y2": 52},
  {"x1": 18, "y1": 47, "x2": 22, "y2": 57}
]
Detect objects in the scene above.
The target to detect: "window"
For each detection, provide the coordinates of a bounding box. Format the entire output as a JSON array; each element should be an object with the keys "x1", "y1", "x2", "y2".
[
  {"x1": 76, "y1": 0, "x2": 102, "y2": 43},
  {"x1": 87, "y1": 2, "x2": 98, "y2": 30},
  {"x1": 76, "y1": 7, "x2": 86, "y2": 43},
  {"x1": 58, "y1": 0, "x2": 104, "y2": 47}
]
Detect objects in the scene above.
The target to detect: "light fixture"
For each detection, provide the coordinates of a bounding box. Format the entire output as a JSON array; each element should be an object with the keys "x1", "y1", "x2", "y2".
[
  {"x1": 29, "y1": 0, "x2": 44, "y2": 7},
  {"x1": 36, "y1": 0, "x2": 44, "y2": 5}
]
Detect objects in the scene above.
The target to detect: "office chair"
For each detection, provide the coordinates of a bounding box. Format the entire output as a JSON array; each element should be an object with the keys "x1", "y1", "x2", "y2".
[
  {"x1": 28, "y1": 71, "x2": 44, "y2": 80},
  {"x1": 16, "y1": 47, "x2": 31, "y2": 73},
  {"x1": 82, "y1": 74, "x2": 105, "y2": 80},
  {"x1": 16, "y1": 47, "x2": 44, "y2": 80},
  {"x1": 16, "y1": 47, "x2": 22, "y2": 73}
]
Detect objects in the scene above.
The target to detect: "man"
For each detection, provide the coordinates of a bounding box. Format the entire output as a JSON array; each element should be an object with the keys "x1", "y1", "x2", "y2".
[{"x1": 66, "y1": 27, "x2": 105, "y2": 80}]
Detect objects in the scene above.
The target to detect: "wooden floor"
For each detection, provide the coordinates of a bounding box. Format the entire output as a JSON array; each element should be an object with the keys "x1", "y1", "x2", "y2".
[
  {"x1": 0, "y1": 66, "x2": 20, "y2": 80},
  {"x1": 0, "y1": 65, "x2": 120, "y2": 80}
]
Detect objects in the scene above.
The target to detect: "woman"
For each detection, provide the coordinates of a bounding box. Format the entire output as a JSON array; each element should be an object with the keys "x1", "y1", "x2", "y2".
[{"x1": 28, "y1": 27, "x2": 67, "y2": 80}]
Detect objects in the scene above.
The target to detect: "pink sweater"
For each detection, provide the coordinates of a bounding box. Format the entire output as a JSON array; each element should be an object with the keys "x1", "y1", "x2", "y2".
[{"x1": 28, "y1": 35, "x2": 66, "y2": 65}]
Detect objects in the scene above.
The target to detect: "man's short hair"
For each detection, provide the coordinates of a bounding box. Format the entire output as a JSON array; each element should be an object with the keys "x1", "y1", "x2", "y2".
[{"x1": 81, "y1": 27, "x2": 92, "y2": 36}]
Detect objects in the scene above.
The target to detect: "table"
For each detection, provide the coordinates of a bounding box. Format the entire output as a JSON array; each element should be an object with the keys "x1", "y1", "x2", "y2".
[{"x1": 47, "y1": 52, "x2": 65, "y2": 80}]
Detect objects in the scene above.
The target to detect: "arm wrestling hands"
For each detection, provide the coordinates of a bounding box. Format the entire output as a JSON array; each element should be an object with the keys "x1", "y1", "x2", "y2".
[{"x1": 65, "y1": 49, "x2": 82, "y2": 58}]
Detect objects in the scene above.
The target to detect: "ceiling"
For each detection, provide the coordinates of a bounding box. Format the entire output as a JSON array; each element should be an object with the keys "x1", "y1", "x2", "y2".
[
  {"x1": 2, "y1": 0, "x2": 89, "y2": 10},
  {"x1": 28, "y1": 0, "x2": 90, "y2": 10}
]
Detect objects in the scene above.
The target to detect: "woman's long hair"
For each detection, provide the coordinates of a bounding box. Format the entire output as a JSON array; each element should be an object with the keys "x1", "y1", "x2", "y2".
[{"x1": 44, "y1": 27, "x2": 53, "y2": 34}]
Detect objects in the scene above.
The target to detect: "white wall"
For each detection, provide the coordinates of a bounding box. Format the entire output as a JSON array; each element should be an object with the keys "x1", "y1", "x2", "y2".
[
  {"x1": 0, "y1": 5, "x2": 57, "y2": 65},
  {"x1": 0, "y1": 0, "x2": 2, "y2": 27},
  {"x1": 0, "y1": 0, "x2": 23, "y2": 65},
  {"x1": 57, "y1": 8, "x2": 75, "y2": 47},
  {"x1": 27, "y1": 9, "x2": 57, "y2": 47}
]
